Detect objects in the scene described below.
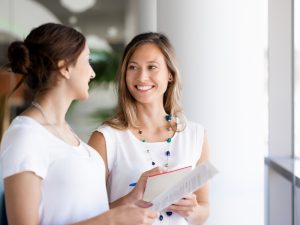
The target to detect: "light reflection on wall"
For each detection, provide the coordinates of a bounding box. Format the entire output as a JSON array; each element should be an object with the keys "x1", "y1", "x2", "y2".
[
  {"x1": 294, "y1": 0, "x2": 300, "y2": 158},
  {"x1": 0, "y1": 0, "x2": 60, "y2": 40}
]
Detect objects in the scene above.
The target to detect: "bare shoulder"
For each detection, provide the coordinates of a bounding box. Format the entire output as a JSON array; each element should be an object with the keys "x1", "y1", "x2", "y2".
[
  {"x1": 199, "y1": 129, "x2": 209, "y2": 163},
  {"x1": 88, "y1": 131, "x2": 106, "y2": 153}
]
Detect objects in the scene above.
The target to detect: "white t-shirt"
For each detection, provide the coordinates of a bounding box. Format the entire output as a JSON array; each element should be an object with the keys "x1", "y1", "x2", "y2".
[
  {"x1": 97, "y1": 121, "x2": 204, "y2": 225},
  {"x1": 0, "y1": 116, "x2": 109, "y2": 225}
]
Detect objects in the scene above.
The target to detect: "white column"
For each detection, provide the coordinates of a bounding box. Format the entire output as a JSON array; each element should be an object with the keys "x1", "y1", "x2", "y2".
[
  {"x1": 269, "y1": 0, "x2": 293, "y2": 157},
  {"x1": 268, "y1": 0, "x2": 293, "y2": 224},
  {"x1": 124, "y1": 0, "x2": 157, "y2": 44},
  {"x1": 157, "y1": 1, "x2": 266, "y2": 225}
]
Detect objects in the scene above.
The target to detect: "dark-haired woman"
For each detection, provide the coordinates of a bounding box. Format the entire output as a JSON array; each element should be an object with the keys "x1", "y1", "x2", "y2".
[{"x1": 0, "y1": 23, "x2": 157, "y2": 225}]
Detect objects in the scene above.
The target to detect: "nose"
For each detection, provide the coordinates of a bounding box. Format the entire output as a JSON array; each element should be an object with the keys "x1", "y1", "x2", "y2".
[
  {"x1": 137, "y1": 68, "x2": 149, "y2": 81},
  {"x1": 90, "y1": 68, "x2": 96, "y2": 79}
]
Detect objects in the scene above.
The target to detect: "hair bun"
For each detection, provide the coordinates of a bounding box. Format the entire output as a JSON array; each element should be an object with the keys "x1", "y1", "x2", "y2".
[{"x1": 7, "y1": 41, "x2": 31, "y2": 75}]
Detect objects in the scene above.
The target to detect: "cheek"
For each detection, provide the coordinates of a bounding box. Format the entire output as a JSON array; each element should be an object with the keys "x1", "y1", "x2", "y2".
[
  {"x1": 81, "y1": 65, "x2": 93, "y2": 79},
  {"x1": 125, "y1": 73, "x2": 132, "y2": 86},
  {"x1": 154, "y1": 72, "x2": 168, "y2": 83},
  {"x1": 159, "y1": 76, "x2": 170, "y2": 91}
]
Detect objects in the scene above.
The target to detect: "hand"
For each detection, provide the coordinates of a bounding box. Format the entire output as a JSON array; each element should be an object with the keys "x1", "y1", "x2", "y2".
[
  {"x1": 165, "y1": 193, "x2": 198, "y2": 218},
  {"x1": 127, "y1": 167, "x2": 166, "y2": 203},
  {"x1": 110, "y1": 204, "x2": 158, "y2": 225}
]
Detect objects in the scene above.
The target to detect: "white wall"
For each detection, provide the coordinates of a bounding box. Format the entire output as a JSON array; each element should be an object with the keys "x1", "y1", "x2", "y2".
[{"x1": 157, "y1": 1, "x2": 267, "y2": 225}]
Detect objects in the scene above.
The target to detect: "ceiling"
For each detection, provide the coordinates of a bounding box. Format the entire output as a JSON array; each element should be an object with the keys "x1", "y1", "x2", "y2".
[{"x1": 32, "y1": 0, "x2": 127, "y2": 45}]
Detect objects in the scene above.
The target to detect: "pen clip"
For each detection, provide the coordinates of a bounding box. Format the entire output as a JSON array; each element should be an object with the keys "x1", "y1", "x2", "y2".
[{"x1": 129, "y1": 182, "x2": 137, "y2": 187}]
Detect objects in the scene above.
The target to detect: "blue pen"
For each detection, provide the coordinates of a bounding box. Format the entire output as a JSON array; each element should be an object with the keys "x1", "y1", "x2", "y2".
[{"x1": 129, "y1": 182, "x2": 137, "y2": 187}]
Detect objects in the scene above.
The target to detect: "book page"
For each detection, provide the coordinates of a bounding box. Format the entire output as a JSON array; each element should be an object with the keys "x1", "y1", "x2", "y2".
[
  {"x1": 148, "y1": 160, "x2": 218, "y2": 211},
  {"x1": 143, "y1": 166, "x2": 192, "y2": 202}
]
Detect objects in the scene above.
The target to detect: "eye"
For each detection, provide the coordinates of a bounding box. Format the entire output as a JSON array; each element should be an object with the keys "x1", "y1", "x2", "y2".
[
  {"x1": 128, "y1": 64, "x2": 137, "y2": 70},
  {"x1": 88, "y1": 58, "x2": 93, "y2": 64},
  {"x1": 148, "y1": 65, "x2": 157, "y2": 70}
]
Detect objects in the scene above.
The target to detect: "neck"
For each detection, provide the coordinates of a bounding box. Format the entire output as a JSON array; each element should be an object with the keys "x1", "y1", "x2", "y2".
[
  {"x1": 136, "y1": 104, "x2": 168, "y2": 129},
  {"x1": 33, "y1": 93, "x2": 72, "y2": 126}
]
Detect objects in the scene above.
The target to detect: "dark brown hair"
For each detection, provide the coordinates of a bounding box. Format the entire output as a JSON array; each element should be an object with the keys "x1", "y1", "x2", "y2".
[
  {"x1": 104, "y1": 32, "x2": 185, "y2": 130},
  {"x1": 7, "y1": 23, "x2": 86, "y2": 95}
]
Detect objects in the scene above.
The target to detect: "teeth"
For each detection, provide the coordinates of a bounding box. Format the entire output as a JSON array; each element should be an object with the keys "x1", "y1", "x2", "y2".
[{"x1": 136, "y1": 85, "x2": 152, "y2": 91}]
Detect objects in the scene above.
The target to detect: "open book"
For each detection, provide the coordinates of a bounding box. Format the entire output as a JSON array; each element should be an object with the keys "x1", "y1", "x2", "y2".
[{"x1": 143, "y1": 160, "x2": 218, "y2": 211}]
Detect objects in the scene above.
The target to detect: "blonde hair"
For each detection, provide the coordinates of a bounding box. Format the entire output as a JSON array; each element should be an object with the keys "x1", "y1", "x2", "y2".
[{"x1": 104, "y1": 32, "x2": 185, "y2": 131}]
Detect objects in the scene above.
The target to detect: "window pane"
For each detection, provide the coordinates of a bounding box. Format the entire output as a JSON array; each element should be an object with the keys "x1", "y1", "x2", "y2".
[{"x1": 295, "y1": 0, "x2": 300, "y2": 158}]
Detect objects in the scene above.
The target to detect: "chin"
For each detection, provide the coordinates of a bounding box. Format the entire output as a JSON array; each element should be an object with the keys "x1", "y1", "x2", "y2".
[
  {"x1": 77, "y1": 93, "x2": 89, "y2": 101},
  {"x1": 134, "y1": 97, "x2": 154, "y2": 104}
]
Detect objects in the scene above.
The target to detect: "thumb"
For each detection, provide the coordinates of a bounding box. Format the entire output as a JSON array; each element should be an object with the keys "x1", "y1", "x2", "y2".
[{"x1": 135, "y1": 200, "x2": 153, "y2": 208}]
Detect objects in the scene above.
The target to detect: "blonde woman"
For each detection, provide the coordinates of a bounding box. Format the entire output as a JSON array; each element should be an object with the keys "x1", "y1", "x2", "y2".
[{"x1": 89, "y1": 32, "x2": 210, "y2": 225}]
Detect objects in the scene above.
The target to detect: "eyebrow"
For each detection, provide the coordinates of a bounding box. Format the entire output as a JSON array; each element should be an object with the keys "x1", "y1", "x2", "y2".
[{"x1": 128, "y1": 60, "x2": 161, "y2": 64}]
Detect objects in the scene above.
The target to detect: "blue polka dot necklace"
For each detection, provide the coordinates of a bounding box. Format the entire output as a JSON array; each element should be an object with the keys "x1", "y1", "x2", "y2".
[{"x1": 138, "y1": 114, "x2": 174, "y2": 222}]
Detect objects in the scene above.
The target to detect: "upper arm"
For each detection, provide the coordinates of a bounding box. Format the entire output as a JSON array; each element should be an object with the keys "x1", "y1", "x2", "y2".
[
  {"x1": 88, "y1": 131, "x2": 109, "y2": 181},
  {"x1": 194, "y1": 129, "x2": 210, "y2": 203},
  {"x1": 4, "y1": 172, "x2": 42, "y2": 225}
]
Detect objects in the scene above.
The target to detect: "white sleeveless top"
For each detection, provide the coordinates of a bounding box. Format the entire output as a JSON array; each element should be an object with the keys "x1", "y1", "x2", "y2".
[
  {"x1": 0, "y1": 116, "x2": 109, "y2": 225},
  {"x1": 97, "y1": 120, "x2": 204, "y2": 225}
]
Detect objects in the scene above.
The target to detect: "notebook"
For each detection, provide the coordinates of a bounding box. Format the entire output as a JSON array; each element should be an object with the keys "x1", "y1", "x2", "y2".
[
  {"x1": 143, "y1": 166, "x2": 193, "y2": 202},
  {"x1": 142, "y1": 160, "x2": 218, "y2": 211}
]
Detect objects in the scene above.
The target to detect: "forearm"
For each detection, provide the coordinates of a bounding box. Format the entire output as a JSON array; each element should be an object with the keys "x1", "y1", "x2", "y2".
[
  {"x1": 69, "y1": 211, "x2": 113, "y2": 225},
  {"x1": 109, "y1": 193, "x2": 135, "y2": 208},
  {"x1": 71, "y1": 207, "x2": 135, "y2": 225},
  {"x1": 186, "y1": 202, "x2": 209, "y2": 225}
]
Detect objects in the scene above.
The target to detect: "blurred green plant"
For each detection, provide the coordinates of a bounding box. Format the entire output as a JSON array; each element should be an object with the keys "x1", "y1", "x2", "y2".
[
  {"x1": 67, "y1": 49, "x2": 120, "y2": 122},
  {"x1": 78, "y1": 49, "x2": 121, "y2": 123},
  {"x1": 89, "y1": 107, "x2": 116, "y2": 122},
  {"x1": 90, "y1": 50, "x2": 121, "y2": 84}
]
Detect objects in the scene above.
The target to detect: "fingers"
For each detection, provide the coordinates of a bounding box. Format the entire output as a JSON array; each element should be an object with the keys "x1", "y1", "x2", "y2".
[
  {"x1": 166, "y1": 204, "x2": 193, "y2": 211},
  {"x1": 164, "y1": 204, "x2": 195, "y2": 218},
  {"x1": 143, "y1": 166, "x2": 167, "y2": 175},
  {"x1": 127, "y1": 167, "x2": 167, "y2": 204},
  {"x1": 171, "y1": 194, "x2": 197, "y2": 206},
  {"x1": 135, "y1": 167, "x2": 167, "y2": 190},
  {"x1": 115, "y1": 205, "x2": 158, "y2": 225},
  {"x1": 138, "y1": 208, "x2": 159, "y2": 225},
  {"x1": 180, "y1": 193, "x2": 197, "y2": 201},
  {"x1": 139, "y1": 167, "x2": 167, "y2": 181},
  {"x1": 147, "y1": 210, "x2": 159, "y2": 220},
  {"x1": 164, "y1": 194, "x2": 198, "y2": 218}
]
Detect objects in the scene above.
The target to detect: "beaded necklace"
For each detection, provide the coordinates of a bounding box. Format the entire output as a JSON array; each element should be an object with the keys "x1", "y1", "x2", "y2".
[
  {"x1": 138, "y1": 114, "x2": 174, "y2": 168},
  {"x1": 137, "y1": 114, "x2": 175, "y2": 222}
]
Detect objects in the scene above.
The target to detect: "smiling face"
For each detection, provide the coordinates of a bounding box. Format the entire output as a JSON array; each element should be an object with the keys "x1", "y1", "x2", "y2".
[
  {"x1": 67, "y1": 43, "x2": 95, "y2": 100},
  {"x1": 125, "y1": 43, "x2": 170, "y2": 105}
]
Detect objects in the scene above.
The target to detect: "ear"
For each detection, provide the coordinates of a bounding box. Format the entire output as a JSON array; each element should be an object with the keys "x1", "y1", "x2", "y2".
[
  {"x1": 168, "y1": 73, "x2": 173, "y2": 82},
  {"x1": 58, "y1": 60, "x2": 71, "y2": 79}
]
